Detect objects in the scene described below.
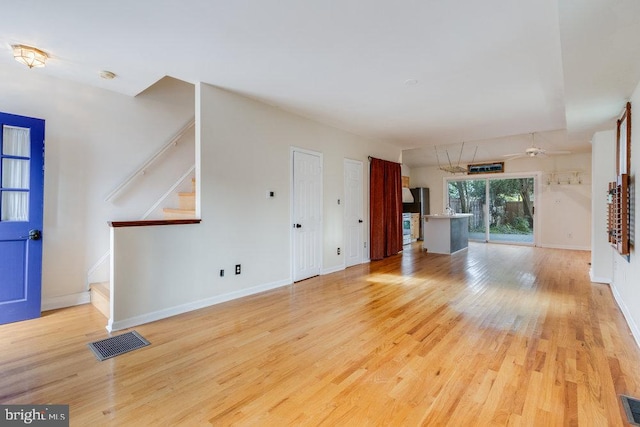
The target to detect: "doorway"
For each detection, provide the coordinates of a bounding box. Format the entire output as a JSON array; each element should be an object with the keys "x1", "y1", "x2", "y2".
[
  {"x1": 0, "y1": 112, "x2": 45, "y2": 324},
  {"x1": 447, "y1": 174, "x2": 537, "y2": 245},
  {"x1": 344, "y1": 159, "x2": 363, "y2": 267},
  {"x1": 292, "y1": 148, "x2": 322, "y2": 281}
]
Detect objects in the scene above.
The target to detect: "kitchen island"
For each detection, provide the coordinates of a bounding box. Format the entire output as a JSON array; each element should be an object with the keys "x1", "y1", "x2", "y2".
[{"x1": 422, "y1": 214, "x2": 473, "y2": 255}]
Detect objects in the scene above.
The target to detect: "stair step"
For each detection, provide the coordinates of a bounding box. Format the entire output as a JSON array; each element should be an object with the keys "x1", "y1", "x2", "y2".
[
  {"x1": 163, "y1": 208, "x2": 196, "y2": 219},
  {"x1": 178, "y1": 192, "x2": 195, "y2": 210},
  {"x1": 91, "y1": 282, "x2": 109, "y2": 297},
  {"x1": 90, "y1": 282, "x2": 109, "y2": 318}
]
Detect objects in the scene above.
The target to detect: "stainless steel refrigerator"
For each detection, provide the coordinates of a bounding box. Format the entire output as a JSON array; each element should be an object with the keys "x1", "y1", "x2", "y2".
[{"x1": 402, "y1": 187, "x2": 430, "y2": 240}]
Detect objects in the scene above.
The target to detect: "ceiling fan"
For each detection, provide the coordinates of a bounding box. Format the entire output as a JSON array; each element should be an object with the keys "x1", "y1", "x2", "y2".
[{"x1": 502, "y1": 133, "x2": 571, "y2": 160}]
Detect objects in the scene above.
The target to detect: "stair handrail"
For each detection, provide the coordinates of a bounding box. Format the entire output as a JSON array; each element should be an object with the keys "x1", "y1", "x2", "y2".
[{"x1": 105, "y1": 117, "x2": 195, "y2": 202}]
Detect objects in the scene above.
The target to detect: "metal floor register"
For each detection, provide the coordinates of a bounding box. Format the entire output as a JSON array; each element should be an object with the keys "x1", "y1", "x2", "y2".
[{"x1": 88, "y1": 331, "x2": 150, "y2": 361}]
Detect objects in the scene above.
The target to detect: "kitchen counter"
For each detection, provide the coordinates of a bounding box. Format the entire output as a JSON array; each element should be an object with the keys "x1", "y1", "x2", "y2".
[{"x1": 422, "y1": 214, "x2": 472, "y2": 254}]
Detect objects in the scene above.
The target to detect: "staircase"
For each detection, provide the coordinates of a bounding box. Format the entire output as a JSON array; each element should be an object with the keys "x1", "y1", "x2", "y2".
[
  {"x1": 163, "y1": 178, "x2": 196, "y2": 219},
  {"x1": 90, "y1": 178, "x2": 197, "y2": 318}
]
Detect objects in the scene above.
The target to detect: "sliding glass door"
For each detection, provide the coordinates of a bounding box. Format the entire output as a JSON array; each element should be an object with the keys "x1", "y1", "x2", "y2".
[
  {"x1": 447, "y1": 175, "x2": 536, "y2": 245},
  {"x1": 488, "y1": 177, "x2": 534, "y2": 244}
]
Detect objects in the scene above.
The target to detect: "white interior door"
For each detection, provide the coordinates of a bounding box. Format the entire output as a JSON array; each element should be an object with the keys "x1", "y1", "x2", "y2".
[
  {"x1": 292, "y1": 149, "x2": 322, "y2": 281},
  {"x1": 344, "y1": 159, "x2": 363, "y2": 267}
]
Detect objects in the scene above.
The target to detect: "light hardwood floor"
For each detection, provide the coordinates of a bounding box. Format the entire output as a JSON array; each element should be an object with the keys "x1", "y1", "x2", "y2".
[{"x1": 2, "y1": 243, "x2": 640, "y2": 426}]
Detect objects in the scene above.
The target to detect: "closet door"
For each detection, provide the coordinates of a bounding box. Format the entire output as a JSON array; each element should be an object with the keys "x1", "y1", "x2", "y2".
[{"x1": 292, "y1": 149, "x2": 322, "y2": 281}]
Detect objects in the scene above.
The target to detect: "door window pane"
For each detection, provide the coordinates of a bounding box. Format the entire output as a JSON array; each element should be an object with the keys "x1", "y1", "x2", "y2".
[
  {"x1": 1, "y1": 192, "x2": 29, "y2": 221},
  {"x1": 448, "y1": 179, "x2": 486, "y2": 240},
  {"x1": 2, "y1": 126, "x2": 30, "y2": 157},
  {"x1": 488, "y1": 178, "x2": 534, "y2": 244},
  {"x1": 2, "y1": 159, "x2": 30, "y2": 189}
]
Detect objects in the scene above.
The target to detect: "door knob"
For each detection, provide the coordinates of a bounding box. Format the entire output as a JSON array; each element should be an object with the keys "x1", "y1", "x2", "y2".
[
  {"x1": 358, "y1": 219, "x2": 363, "y2": 223},
  {"x1": 28, "y1": 229, "x2": 41, "y2": 240},
  {"x1": 295, "y1": 224, "x2": 302, "y2": 228}
]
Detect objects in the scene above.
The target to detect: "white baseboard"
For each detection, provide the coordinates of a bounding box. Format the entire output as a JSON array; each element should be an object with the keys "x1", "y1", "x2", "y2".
[
  {"x1": 609, "y1": 282, "x2": 640, "y2": 349},
  {"x1": 321, "y1": 259, "x2": 372, "y2": 274},
  {"x1": 450, "y1": 247, "x2": 469, "y2": 255},
  {"x1": 538, "y1": 243, "x2": 591, "y2": 251},
  {"x1": 42, "y1": 291, "x2": 91, "y2": 312},
  {"x1": 589, "y1": 268, "x2": 612, "y2": 284},
  {"x1": 322, "y1": 264, "x2": 345, "y2": 275},
  {"x1": 107, "y1": 278, "x2": 291, "y2": 332}
]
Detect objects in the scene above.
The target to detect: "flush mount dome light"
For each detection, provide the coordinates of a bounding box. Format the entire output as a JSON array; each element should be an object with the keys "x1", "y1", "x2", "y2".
[
  {"x1": 100, "y1": 70, "x2": 117, "y2": 80},
  {"x1": 12, "y1": 44, "x2": 48, "y2": 69}
]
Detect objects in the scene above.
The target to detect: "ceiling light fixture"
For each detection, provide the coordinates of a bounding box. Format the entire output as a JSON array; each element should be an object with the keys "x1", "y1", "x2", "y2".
[{"x1": 12, "y1": 44, "x2": 48, "y2": 69}]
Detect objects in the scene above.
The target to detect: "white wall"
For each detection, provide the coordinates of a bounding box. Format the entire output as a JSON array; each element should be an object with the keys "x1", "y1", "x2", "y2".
[
  {"x1": 607, "y1": 79, "x2": 640, "y2": 346},
  {"x1": 590, "y1": 130, "x2": 615, "y2": 283},
  {"x1": 409, "y1": 152, "x2": 592, "y2": 250},
  {"x1": 110, "y1": 82, "x2": 401, "y2": 330},
  {"x1": 0, "y1": 65, "x2": 195, "y2": 309}
]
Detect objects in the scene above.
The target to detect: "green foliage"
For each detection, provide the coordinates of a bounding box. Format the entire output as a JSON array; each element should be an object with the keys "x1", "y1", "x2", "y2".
[
  {"x1": 448, "y1": 179, "x2": 486, "y2": 203},
  {"x1": 512, "y1": 217, "x2": 531, "y2": 233},
  {"x1": 470, "y1": 223, "x2": 532, "y2": 235},
  {"x1": 487, "y1": 217, "x2": 531, "y2": 235},
  {"x1": 489, "y1": 225, "x2": 526, "y2": 235}
]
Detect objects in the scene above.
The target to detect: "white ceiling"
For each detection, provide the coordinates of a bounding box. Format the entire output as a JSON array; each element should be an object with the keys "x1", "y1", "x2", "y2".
[{"x1": 1, "y1": 0, "x2": 640, "y2": 167}]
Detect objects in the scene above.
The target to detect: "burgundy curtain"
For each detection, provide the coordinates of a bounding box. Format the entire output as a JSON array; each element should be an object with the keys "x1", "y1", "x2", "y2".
[{"x1": 370, "y1": 158, "x2": 403, "y2": 260}]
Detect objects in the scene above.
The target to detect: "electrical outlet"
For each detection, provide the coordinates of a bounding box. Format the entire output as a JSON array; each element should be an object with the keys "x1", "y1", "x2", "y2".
[
  {"x1": 337, "y1": 247, "x2": 341, "y2": 255},
  {"x1": 235, "y1": 264, "x2": 241, "y2": 275},
  {"x1": 220, "y1": 269, "x2": 224, "y2": 277}
]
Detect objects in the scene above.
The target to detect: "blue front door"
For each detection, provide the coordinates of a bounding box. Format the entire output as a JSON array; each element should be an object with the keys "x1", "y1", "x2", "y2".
[{"x1": 0, "y1": 112, "x2": 45, "y2": 324}]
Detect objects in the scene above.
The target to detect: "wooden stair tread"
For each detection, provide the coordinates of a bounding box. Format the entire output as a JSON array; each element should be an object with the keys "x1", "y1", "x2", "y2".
[
  {"x1": 90, "y1": 281, "x2": 110, "y2": 318},
  {"x1": 90, "y1": 282, "x2": 109, "y2": 297},
  {"x1": 164, "y1": 177, "x2": 196, "y2": 218},
  {"x1": 163, "y1": 207, "x2": 197, "y2": 219},
  {"x1": 163, "y1": 208, "x2": 196, "y2": 214},
  {"x1": 177, "y1": 192, "x2": 195, "y2": 210}
]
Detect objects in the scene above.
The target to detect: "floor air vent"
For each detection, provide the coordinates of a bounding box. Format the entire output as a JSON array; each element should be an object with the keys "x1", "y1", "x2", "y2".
[
  {"x1": 621, "y1": 395, "x2": 640, "y2": 426},
  {"x1": 88, "y1": 331, "x2": 150, "y2": 361}
]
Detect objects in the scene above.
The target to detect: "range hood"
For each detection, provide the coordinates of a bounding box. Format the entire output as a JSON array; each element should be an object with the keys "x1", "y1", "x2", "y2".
[{"x1": 402, "y1": 187, "x2": 414, "y2": 203}]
